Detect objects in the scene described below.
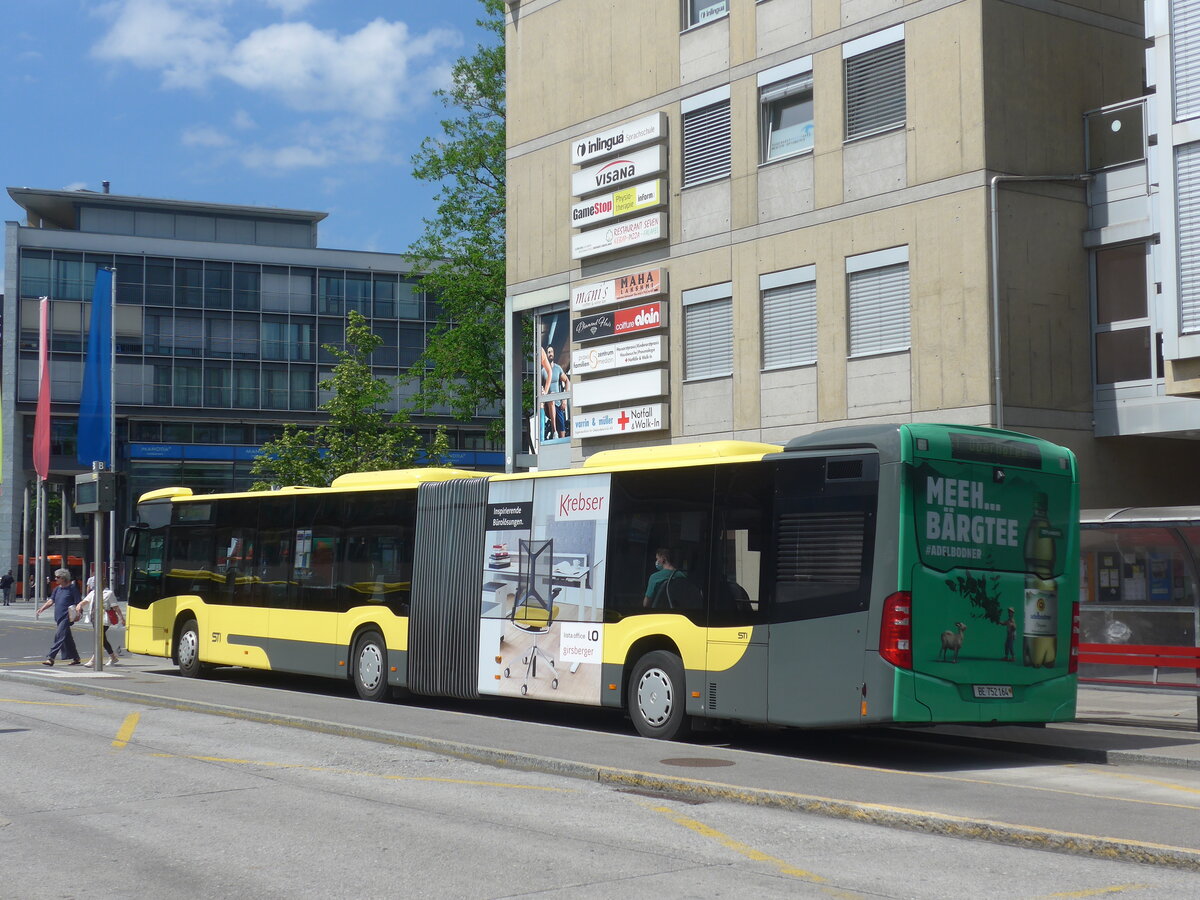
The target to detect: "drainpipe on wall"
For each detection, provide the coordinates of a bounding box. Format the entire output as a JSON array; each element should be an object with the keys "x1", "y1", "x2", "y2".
[{"x1": 989, "y1": 173, "x2": 1091, "y2": 431}]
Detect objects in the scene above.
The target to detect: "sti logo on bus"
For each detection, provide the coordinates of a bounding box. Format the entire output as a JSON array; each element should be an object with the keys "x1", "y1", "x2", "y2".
[{"x1": 556, "y1": 489, "x2": 607, "y2": 521}]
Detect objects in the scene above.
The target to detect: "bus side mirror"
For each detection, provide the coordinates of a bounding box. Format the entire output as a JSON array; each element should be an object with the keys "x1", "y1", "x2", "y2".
[{"x1": 122, "y1": 525, "x2": 147, "y2": 557}]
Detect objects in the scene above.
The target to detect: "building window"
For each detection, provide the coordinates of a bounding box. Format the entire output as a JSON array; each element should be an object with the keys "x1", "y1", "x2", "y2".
[
  {"x1": 844, "y1": 26, "x2": 905, "y2": 140},
  {"x1": 174, "y1": 365, "x2": 202, "y2": 406},
  {"x1": 760, "y1": 266, "x2": 816, "y2": 369},
  {"x1": 683, "y1": 282, "x2": 734, "y2": 379},
  {"x1": 682, "y1": 86, "x2": 732, "y2": 187},
  {"x1": 1094, "y1": 243, "x2": 1152, "y2": 383},
  {"x1": 204, "y1": 365, "x2": 231, "y2": 407},
  {"x1": 1176, "y1": 142, "x2": 1200, "y2": 333},
  {"x1": 683, "y1": 0, "x2": 728, "y2": 29},
  {"x1": 846, "y1": 247, "x2": 910, "y2": 357},
  {"x1": 1174, "y1": 0, "x2": 1200, "y2": 121},
  {"x1": 759, "y1": 59, "x2": 813, "y2": 163}
]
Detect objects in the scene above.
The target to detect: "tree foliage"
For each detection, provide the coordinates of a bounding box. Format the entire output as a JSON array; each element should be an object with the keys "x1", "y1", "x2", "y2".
[
  {"x1": 250, "y1": 311, "x2": 450, "y2": 489},
  {"x1": 407, "y1": 0, "x2": 507, "y2": 438}
]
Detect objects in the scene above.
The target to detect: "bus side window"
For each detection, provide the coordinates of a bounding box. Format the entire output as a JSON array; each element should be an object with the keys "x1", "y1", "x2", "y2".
[
  {"x1": 710, "y1": 463, "x2": 769, "y2": 628},
  {"x1": 166, "y1": 526, "x2": 215, "y2": 601},
  {"x1": 769, "y1": 458, "x2": 876, "y2": 623},
  {"x1": 253, "y1": 497, "x2": 295, "y2": 609},
  {"x1": 606, "y1": 468, "x2": 714, "y2": 624},
  {"x1": 293, "y1": 495, "x2": 341, "y2": 613}
]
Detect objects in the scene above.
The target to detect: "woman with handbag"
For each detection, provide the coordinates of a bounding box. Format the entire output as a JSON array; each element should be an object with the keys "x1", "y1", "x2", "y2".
[{"x1": 75, "y1": 576, "x2": 124, "y2": 666}]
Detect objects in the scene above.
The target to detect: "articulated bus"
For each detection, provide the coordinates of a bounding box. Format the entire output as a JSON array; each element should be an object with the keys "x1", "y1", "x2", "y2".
[{"x1": 123, "y1": 423, "x2": 1079, "y2": 740}]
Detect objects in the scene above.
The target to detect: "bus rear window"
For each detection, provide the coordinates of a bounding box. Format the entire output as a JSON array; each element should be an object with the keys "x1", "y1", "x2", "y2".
[{"x1": 948, "y1": 432, "x2": 1042, "y2": 469}]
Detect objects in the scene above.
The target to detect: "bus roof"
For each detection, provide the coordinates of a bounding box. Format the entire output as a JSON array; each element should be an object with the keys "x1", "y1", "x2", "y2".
[{"x1": 581, "y1": 440, "x2": 781, "y2": 470}]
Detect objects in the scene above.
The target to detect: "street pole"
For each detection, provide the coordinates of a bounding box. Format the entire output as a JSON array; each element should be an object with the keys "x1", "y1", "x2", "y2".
[{"x1": 92, "y1": 462, "x2": 106, "y2": 671}]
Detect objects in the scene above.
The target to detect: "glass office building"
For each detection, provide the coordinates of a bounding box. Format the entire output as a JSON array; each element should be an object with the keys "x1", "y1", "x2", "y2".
[{"x1": 1, "y1": 186, "x2": 500, "y2": 571}]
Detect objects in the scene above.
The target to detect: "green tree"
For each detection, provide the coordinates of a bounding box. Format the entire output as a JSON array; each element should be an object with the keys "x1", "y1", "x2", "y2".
[
  {"x1": 407, "y1": 0, "x2": 507, "y2": 439},
  {"x1": 250, "y1": 311, "x2": 450, "y2": 489}
]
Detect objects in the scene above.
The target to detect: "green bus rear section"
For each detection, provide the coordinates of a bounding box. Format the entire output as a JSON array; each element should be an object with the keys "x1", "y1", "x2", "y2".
[
  {"x1": 125, "y1": 423, "x2": 1079, "y2": 731},
  {"x1": 892, "y1": 423, "x2": 1079, "y2": 724}
]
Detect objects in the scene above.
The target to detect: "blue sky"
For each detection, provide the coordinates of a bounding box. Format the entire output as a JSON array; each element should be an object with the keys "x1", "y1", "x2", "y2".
[{"x1": 3, "y1": 0, "x2": 496, "y2": 268}]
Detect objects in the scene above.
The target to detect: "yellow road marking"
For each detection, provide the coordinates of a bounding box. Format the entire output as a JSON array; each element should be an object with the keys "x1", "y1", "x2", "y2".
[
  {"x1": 642, "y1": 802, "x2": 861, "y2": 898},
  {"x1": 112, "y1": 712, "x2": 140, "y2": 749},
  {"x1": 1041, "y1": 885, "x2": 1152, "y2": 898},
  {"x1": 0, "y1": 698, "x2": 90, "y2": 707},
  {"x1": 147, "y1": 753, "x2": 575, "y2": 792}
]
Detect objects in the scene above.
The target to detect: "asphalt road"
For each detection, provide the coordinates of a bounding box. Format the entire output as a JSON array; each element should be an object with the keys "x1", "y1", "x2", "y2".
[
  {"x1": 4, "y1": 608, "x2": 1200, "y2": 886},
  {"x1": 4, "y1": 677, "x2": 1200, "y2": 899}
]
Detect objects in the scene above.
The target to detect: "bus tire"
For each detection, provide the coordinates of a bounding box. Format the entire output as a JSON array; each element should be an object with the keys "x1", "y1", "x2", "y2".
[
  {"x1": 628, "y1": 650, "x2": 691, "y2": 741},
  {"x1": 176, "y1": 618, "x2": 205, "y2": 679},
  {"x1": 352, "y1": 630, "x2": 389, "y2": 702}
]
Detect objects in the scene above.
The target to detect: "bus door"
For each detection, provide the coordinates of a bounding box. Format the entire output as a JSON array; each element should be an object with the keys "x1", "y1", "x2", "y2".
[
  {"x1": 766, "y1": 455, "x2": 878, "y2": 727},
  {"x1": 704, "y1": 465, "x2": 769, "y2": 723}
]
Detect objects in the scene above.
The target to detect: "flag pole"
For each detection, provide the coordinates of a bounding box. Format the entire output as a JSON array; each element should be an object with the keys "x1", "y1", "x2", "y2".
[{"x1": 108, "y1": 267, "x2": 117, "y2": 605}]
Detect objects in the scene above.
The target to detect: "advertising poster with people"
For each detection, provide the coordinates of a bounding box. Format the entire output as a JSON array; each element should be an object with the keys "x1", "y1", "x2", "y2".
[
  {"x1": 533, "y1": 309, "x2": 571, "y2": 447},
  {"x1": 477, "y1": 473, "x2": 610, "y2": 704}
]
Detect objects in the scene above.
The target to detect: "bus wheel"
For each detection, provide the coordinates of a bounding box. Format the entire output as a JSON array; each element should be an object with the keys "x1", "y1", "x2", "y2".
[
  {"x1": 352, "y1": 630, "x2": 389, "y2": 702},
  {"x1": 176, "y1": 619, "x2": 204, "y2": 679},
  {"x1": 628, "y1": 650, "x2": 691, "y2": 740}
]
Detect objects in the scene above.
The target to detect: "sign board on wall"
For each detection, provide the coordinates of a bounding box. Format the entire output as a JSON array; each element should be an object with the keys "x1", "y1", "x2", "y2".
[
  {"x1": 571, "y1": 212, "x2": 665, "y2": 260},
  {"x1": 573, "y1": 300, "x2": 665, "y2": 344},
  {"x1": 571, "y1": 267, "x2": 666, "y2": 313},
  {"x1": 572, "y1": 112, "x2": 667, "y2": 166},
  {"x1": 572, "y1": 403, "x2": 668, "y2": 438},
  {"x1": 573, "y1": 369, "x2": 668, "y2": 408},
  {"x1": 572, "y1": 335, "x2": 664, "y2": 374},
  {"x1": 570, "y1": 180, "x2": 663, "y2": 229},
  {"x1": 572, "y1": 146, "x2": 667, "y2": 198}
]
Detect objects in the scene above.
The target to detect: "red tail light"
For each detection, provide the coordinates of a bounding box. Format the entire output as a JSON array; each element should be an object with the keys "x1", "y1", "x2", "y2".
[
  {"x1": 1068, "y1": 601, "x2": 1080, "y2": 674},
  {"x1": 879, "y1": 591, "x2": 912, "y2": 670}
]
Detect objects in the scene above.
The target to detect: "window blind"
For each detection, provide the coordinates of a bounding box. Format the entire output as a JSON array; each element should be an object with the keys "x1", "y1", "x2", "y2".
[
  {"x1": 685, "y1": 297, "x2": 733, "y2": 379},
  {"x1": 682, "y1": 100, "x2": 732, "y2": 186},
  {"x1": 848, "y1": 263, "x2": 910, "y2": 356},
  {"x1": 1176, "y1": 141, "x2": 1200, "y2": 332},
  {"x1": 762, "y1": 280, "x2": 817, "y2": 369},
  {"x1": 1175, "y1": 0, "x2": 1200, "y2": 121},
  {"x1": 845, "y1": 41, "x2": 905, "y2": 139}
]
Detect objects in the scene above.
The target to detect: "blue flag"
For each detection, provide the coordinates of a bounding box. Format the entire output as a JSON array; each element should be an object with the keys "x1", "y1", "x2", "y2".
[{"x1": 77, "y1": 268, "x2": 114, "y2": 467}]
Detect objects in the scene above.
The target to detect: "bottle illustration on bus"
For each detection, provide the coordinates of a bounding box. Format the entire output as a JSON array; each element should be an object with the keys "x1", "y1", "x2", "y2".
[{"x1": 1023, "y1": 491, "x2": 1058, "y2": 667}]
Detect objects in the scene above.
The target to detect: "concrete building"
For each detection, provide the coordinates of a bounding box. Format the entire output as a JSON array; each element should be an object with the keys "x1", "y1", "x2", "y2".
[
  {"x1": 502, "y1": 0, "x2": 1200, "y2": 507},
  {"x1": 2, "y1": 186, "x2": 501, "y2": 573}
]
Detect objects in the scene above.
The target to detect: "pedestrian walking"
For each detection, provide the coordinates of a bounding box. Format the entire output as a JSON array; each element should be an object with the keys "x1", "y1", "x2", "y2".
[
  {"x1": 75, "y1": 576, "x2": 124, "y2": 666},
  {"x1": 35, "y1": 568, "x2": 83, "y2": 666},
  {"x1": 0, "y1": 569, "x2": 13, "y2": 605}
]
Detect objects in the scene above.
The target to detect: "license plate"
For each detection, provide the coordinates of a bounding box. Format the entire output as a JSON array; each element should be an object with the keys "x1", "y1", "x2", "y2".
[{"x1": 972, "y1": 684, "x2": 1013, "y2": 699}]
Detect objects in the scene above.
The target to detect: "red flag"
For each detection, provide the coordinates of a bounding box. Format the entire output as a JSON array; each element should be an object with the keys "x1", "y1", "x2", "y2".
[{"x1": 33, "y1": 297, "x2": 50, "y2": 480}]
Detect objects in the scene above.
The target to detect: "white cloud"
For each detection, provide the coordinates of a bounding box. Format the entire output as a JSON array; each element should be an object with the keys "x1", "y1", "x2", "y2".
[
  {"x1": 62, "y1": 182, "x2": 89, "y2": 192},
  {"x1": 231, "y1": 109, "x2": 257, "y2": 130},
  {"x1": 181, "y1": 125, "x2": 233, "y2": 148},
  {"x1": 92, "y1": 2, "x2": 461, "y2": 118},
  {"x1": 91, "y1": 0, "x2": 230, "y2": 89},
  {"x1": 220, "y1": 18, "x2": 458, "y2": 120},
  {"x1": 236, "y1": 119, "x2": 400, "y2": 172}
]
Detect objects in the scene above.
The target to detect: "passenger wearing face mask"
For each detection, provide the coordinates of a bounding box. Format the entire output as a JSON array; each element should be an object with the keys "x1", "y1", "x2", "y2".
[{"x1": 643, "y1": 547, "x2": 685, "y2": 609}]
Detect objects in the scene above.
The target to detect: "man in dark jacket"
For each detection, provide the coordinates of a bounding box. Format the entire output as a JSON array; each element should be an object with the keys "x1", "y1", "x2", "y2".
[{"x1": 35, "y1": 568, "x2": 83, "y2": 666}]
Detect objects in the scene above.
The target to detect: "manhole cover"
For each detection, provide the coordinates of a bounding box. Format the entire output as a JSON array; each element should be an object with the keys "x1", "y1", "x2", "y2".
[{"x1": 659, "y1": 757, "x2": 735, "y2": 768}]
